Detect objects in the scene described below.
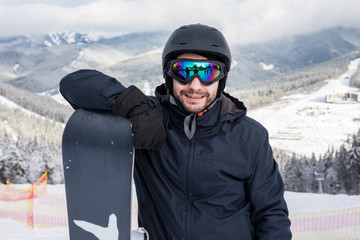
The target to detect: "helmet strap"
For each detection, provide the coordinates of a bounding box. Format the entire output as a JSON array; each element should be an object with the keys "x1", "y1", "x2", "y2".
[{"x1": 217, "y1": 77, "x2": 227, "y2": 97}]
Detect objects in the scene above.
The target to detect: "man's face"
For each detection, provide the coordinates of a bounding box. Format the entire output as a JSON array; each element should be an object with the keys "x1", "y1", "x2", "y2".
[{"x1": 172, "y1": 53, "x2": 219, "y2": 113}]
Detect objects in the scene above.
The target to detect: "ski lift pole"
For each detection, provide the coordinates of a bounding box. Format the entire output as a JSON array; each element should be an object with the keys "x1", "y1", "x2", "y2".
[{"x1": 315, "y1": 172, "x2": 325, "y2": 194}]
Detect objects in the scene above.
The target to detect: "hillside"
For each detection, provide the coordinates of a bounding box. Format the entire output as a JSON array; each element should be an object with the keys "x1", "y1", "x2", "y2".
[{"x1": 248, "y1": 58, "x2": 360, "y2": 157}]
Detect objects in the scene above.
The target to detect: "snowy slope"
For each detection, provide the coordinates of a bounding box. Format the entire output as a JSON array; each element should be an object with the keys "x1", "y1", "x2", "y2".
[
  {"x1": 0, "y1": 94, "x2": 48, "y2": 118},
  {"x1": 248, "y1": 58, "x2": 360, "y2": 157},
  {"x1": 0, "y1": 93, "x2": 65, "y2": 145},
  {"x1": 68, "y1": 44, "x2": 129, "y2": 70}
]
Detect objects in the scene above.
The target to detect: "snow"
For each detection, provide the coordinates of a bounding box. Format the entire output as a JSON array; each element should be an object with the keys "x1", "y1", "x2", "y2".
[
  {"x1": 0, "y1": 218, "x2": 68, "y2": 240},
  {"x1": 70, "y1": 46, "x2": 129, "y2": 69},
  {"x1": 260, "y1": 62, "x2": 274, "y2": 70},
  {"x1": 143, "y1": 81, "x2": 151, "y2": 95},
  {"x1": 44, "y1": 40, "x2": 52, "y2": 47},
  {"x1": 1, "y1": 184, "x2": 360, "y2": 239},
  {"x1": 49, "y1": 33, "x2": 61, "y2": 46},
  {"x1": 12, "y1": 63, "x2": 20, "y2": 74},
  {"x1": 0, "y1": 94, "x2": 20, "y2": 109},
  {"x1": 231, "y1": 59, "x2": 238, "y2": 68},
  {"x1": 248, "y1": 58, "x2": 360, "y2": 157},
  {"x1": 285, "y1": 191, "x2": 360, "y2": 213},
  {"x1": 0, "y1": 94, "x2": 50, "y2": 120},
  {"x1": 0, "y1": 93, "x2": 65, "y2": 142},
  {"x1": 38, "y1": 88, "x2": 72, "y2": 106}
]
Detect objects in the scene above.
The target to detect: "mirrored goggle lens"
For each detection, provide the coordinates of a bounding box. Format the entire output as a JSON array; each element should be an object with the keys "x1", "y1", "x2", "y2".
[{"x1": 171, "y1": 61, "x2": 222, "y2": 83}]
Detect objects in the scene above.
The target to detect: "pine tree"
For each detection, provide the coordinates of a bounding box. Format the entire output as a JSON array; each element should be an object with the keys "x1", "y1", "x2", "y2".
[
  {"x1": 12, "y1": 134, "x2": 29, "y2": 183},
  {"x1": 283, "y1": 154, "x2": 303, "y2": 192},
  {"x1": 319, "y1": 148, "x2": 339, "y2": 194},
  {"x1": 0, "y1": 132, "x2": 12, "y2": 183},
  {"x1": 345, "y1": 131, "x2": 360, "y2": 194}
]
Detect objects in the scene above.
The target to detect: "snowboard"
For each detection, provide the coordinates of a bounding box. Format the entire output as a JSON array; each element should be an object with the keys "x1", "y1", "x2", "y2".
[{"x1": 62, "y1": 108, "x2": 134, "y2": 240}]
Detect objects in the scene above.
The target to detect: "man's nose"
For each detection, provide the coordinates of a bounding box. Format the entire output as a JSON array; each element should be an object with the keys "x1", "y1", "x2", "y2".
[{"x1": 188, "y1": 77, "x2": 203, "y2": 90}]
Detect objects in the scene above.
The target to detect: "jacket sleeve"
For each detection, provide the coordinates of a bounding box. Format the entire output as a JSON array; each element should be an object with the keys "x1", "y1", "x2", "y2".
[
  {"x1": 246, "y1": 129, "x2": 292, "y2": 239},
  {"x1": 59, "y1": 69, "x2": 126, "y2": 111}
]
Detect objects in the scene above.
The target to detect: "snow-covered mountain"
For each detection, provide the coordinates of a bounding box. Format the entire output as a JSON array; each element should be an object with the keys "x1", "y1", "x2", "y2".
[
  {"x1": 43, "y1": 32, "x2": 98, "y2": 47},
  {"x1": 1, "y1": 27, "x2": 360, "y2": 94},
  {"x1": 0, "y1": 30, "x2": 170, "y2": 93}
]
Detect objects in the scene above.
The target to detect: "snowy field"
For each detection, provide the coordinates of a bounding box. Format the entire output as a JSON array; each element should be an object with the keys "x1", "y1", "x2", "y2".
[
  {"x1": 1, "y1": 59, "x2": 360, "y2": 239},
  {"x1": 248, "y1": 58, "x2": 360, "y2": 157}
]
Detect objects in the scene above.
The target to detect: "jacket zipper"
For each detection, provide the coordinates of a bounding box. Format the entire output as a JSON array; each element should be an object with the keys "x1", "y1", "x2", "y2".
[{"x1": 184, "y1": 138, "x2": 195, "y2": 240}]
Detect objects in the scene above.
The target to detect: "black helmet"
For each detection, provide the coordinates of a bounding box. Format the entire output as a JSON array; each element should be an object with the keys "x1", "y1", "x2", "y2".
[{"x1": 162, "y1": 23, "x2": 231, "y2": 95}]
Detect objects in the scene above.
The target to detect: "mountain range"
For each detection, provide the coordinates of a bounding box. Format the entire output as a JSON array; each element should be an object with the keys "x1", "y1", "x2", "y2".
[{"x1": 1, "y1": 26, "x2": 360, "y2": 96}]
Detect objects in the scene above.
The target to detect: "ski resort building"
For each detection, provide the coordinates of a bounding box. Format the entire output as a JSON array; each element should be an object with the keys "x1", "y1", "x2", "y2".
[{"x1": 325, "y1": 92, "x2": 360, "y2": 103}]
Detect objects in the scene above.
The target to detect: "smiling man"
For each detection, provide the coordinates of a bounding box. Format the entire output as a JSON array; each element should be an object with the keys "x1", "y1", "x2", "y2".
[
  {"x1": 60, "y1": 23, "x2": 292, "y2": 239},
  {"x1": 171, "y1": 53, "x2": 220, "y2": 114}
]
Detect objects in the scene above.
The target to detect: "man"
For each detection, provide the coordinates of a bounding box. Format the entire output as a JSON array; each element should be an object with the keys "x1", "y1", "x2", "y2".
[{"x1": 60, "y1": 23, "x2": 292, "y2": 239}]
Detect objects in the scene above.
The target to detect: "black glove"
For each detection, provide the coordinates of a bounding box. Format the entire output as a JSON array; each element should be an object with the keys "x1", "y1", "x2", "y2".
[{"x1": 112, "y1": 85, "x2": 166, "y2": 150}]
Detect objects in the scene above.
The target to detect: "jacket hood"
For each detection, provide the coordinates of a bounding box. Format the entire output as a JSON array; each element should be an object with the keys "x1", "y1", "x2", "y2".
[{"x1": 219, "y1": 92, "x2": 247, "y2": 122}]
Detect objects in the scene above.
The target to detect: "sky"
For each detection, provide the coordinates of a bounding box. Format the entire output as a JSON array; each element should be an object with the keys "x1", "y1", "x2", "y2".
[{"x1": 1, "y1": 0, "x2": 360, "y2": 45}]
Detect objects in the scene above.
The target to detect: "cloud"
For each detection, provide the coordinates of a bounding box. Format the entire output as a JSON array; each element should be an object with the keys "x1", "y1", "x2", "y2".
[
  {"x1": 221, "y1": 0, "x2": 360, "y2": 44},
  {"x1": 0, "y1": 0, "x2": 360, "y2": 44}
]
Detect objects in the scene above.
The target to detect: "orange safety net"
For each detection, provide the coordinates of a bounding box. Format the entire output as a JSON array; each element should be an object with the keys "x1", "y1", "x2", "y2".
[
  {"x1": 290, "y1": 207, "x2": 360, "y2": 239},
  {"x1": 0, "y1": 171, "x2": 68, "y2": 229},
  {"x1": 0, "y1": 191, "x2": 68, "y2": 228},
  {"x1": 0, "y1": 171, "x2": 47, "y2": 201},
  {"x1": 1, "y1": 174, "x2": 360, "y2": 237}
]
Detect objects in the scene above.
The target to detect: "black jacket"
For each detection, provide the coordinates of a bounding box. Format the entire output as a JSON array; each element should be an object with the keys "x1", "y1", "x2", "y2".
[{"x1": 60, "y1": 70, "x2": 292, "y2": 239}]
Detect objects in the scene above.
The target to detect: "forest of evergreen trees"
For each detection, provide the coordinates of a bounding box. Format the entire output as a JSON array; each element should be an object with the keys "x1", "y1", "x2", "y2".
[
  {"x1": 0, "y1": 132, "x2": 63, "y2": 184},
  {"x1": 281, "y1": 129, "x2": 360, "y2": 195},
  {"x1": 1, "y1": 123, "x2": 359, "y2": 194},
  {"x1": 0, "y1": 82, "x2": 73, "y2": 123}
]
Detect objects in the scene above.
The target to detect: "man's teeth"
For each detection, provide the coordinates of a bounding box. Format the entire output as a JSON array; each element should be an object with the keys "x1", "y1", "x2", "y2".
[{"x1": 187, "y1": 95, "x2": 202, "y2": 99}]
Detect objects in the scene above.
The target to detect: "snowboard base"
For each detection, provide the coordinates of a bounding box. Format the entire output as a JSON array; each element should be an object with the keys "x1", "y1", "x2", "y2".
[{"x1": 62, "y1": 109, "x2": 134, "y2": 240}]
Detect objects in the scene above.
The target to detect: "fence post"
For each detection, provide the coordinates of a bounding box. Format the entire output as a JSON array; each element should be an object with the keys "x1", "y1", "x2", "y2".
[{"x1": 28, "y1": 185, "x2": 34, "y2": 229}]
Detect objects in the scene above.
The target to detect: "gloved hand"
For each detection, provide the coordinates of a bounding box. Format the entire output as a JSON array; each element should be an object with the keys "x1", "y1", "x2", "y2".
[{"x1": 112, "y1": 85, "x2": 166, "y2": 150}]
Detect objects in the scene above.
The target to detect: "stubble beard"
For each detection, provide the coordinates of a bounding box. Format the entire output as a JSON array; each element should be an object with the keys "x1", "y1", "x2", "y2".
[{"x1": 175, "y1": 89, "x2": 215, "y2": 113}]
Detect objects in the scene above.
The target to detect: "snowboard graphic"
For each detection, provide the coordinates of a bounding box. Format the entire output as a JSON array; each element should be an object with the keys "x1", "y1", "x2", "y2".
[{"x1": 62, "y1": 109, "x2": 134, "y2": 240}]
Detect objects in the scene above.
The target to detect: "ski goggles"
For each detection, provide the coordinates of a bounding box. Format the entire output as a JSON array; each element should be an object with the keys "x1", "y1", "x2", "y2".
[{"x1": 166, "y1": 59, "x2": 227, "y2": 86}]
